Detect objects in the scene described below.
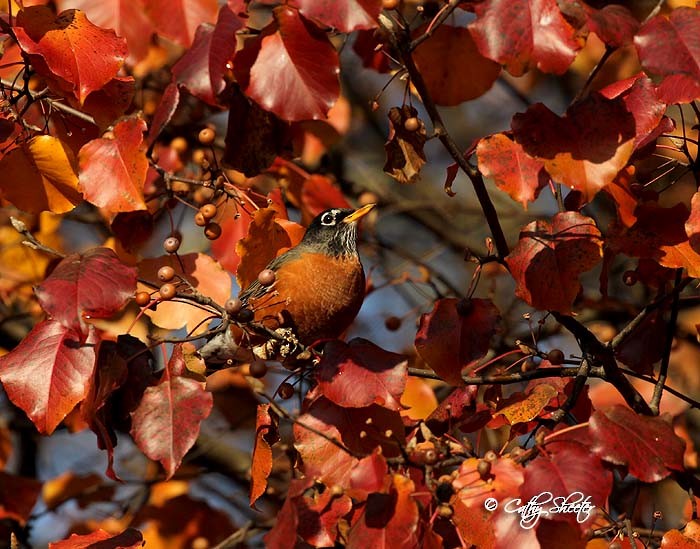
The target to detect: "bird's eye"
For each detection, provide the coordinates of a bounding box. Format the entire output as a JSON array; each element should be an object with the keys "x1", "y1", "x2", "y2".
[{"x1": 320, "y1": 212, "x2": 336, "y2": 226}]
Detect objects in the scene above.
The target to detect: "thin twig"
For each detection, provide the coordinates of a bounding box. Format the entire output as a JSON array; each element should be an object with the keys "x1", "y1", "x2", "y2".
[
  {"x1": 408, "y1": 365, "x2": 589, "y2": 385},
  {"x1": 409, "y1": 0, "x2": 462, "y2": 51},
  {"x1": 10, "y1": 217, "x2": 65, "y2": 258},
  {"x1": 573, "y1": 46, "x2": 615, "y2": 103}
]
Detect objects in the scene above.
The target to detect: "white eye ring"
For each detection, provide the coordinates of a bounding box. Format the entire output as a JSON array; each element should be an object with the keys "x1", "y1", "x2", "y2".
[{"x1": 321, "y1": 211, "x2": 336, "y2": 226}]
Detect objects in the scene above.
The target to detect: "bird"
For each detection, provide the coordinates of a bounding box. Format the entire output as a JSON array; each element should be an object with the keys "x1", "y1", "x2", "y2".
[{"x1": 199, "y1": 203, "x2": 375, "y2": 363}]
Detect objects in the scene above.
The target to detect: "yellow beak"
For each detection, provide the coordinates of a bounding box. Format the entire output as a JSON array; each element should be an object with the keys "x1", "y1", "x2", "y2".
[{"x1": 343, "y1": 203, "x2": 376, "y2": 223}]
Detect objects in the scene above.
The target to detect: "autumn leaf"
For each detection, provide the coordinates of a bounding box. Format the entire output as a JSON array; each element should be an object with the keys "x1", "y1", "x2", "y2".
[
  {"x1": 469, "y1": 0, "x2": 580, "y2": 76},
  {"x1": 316, "y1": 338, "x2": 408, "y2": 410},
  {"x1": 0, "y1": 472, "x2": 42, "y2": 525},
  {"x1": 78, "y1": 116, "x2": 148, "y2": 213},
  {"x1": 0, "y1": 320, "x2": 96, "y2": 435},
  {"x1": 412, "y1": 25, "x2": 501, "y2": 106},
  {"x1": 415, "y1": 298, "x2": 501, "y2": 385},
  {"x1": 234, "y1": 6, "x2": 340, "y2": 121},
  {"x1": 14, "y1": 6, "x2": 127, "y2": 104},
  {"x1": 49, "y1": 529, "x2": 144, "y2": 549},
  {"x1": 145, "y1": 0, "x2": 218, "y2": 47},
  {"x1": 130, "y1": 345, "x2": 213, "y2": 479},
  {"x1": 250, "y1": 404, "x2": 279, "y2": 508},
  {"x1": 383, "y1": 105, "x2": 427, "y2": 184},
  {"x1": 0, "y1": 135, "x2": 81, "y2": 214},
  {"x1": 477, "y1": 132, "x2": 549, "y2": 209},
  {"x1": 290, "y1": 0, "x2": 381, "y2": 33},
  {"x1": 209, "y1": 205, "x2": 253, "y2": 274},
  {"x1": 299, "y1": 174, "x2": 352, "y2": 226},
  {"x1": 35, "y1": 248, "x2": 137, "y2": 336},
  {"x1": 585, "y1": 4, "x2": 639, "y2": 48},
  {"x1": 506, "y1": 212, "x2": 603, "y2": 313},
  {"x1": 589, "y1": 405, "x2": 685, "y2": 482},
  {"x1": 495, "y1": 383, "x2": 558, "y2": 425}
]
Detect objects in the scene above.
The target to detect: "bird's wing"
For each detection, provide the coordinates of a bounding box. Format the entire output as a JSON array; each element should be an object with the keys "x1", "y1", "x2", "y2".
[{"x1": 238, "y1": 248, "x2": 298, "y2": 304}]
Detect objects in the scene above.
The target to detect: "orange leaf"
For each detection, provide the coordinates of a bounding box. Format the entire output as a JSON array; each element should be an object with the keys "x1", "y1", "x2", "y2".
[
  {"x1": 78, "y1": 116, "x2": 148, "y2": 212},
  {"x1": 49, "y1": 529, "x2": 144, "y2": 548},
  {"x1": 495, "y1": 383, "x2": 558, "y2": 425},
  {"x1": 399, "y1": 376, "x2": 438, "y2": 421},
  {"x1": 250, "y1": 404, "x2": 279, "y2": 508},
  {"x1": 0, "y1": 136, "x2": 81, "y2": 214}
]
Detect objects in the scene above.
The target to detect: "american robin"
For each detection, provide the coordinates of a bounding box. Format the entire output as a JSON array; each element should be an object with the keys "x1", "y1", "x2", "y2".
[{"x1": 200, "y1": 203, "x2": 375, "y2": 362}]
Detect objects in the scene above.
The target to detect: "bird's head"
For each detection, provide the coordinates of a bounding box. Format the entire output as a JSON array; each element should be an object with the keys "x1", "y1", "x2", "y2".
[{"x1": 300, "y1": 204, "x2": 375, "y2": 257}]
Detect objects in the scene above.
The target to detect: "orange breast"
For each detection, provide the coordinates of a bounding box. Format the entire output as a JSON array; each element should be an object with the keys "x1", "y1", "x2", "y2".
[{"x1": 247, "y1": 253, "x2": 366, "y2": 345}]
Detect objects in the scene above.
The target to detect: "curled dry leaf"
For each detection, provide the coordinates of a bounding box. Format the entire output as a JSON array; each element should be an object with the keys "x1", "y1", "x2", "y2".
[
  {"x1": 250, "y1": 403, "x2": 279, "y2": 508},
  {"x1": 383, "y1": 105, "x2": 427, "y2": 184}
]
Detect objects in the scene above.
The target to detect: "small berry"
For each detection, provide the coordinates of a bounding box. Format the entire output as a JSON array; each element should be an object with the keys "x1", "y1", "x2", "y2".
[
  {"x1": 192, "y1": 149, "x2": 207, "y2": 165},
  {"x1": 424, "y1": 449, "x2": 438, "y2": 464},
  {"x1": 198, "y1": 127, "x2": 216, "y2": 145},
  {"x1": 237, "y1": 308, "x2": 254, "y2": 322},
  {"x1": 382, "y1": 0, "x2": 400, "y2": 10},
  {"x1": 200, "y1": 203, "x2": 217, "y2": 220},
  {"x1": 623, "y1": 270, "x2": 638, "y2": 286},
  {"x1": 204, "y1": 222, "x2": 222, "y2": 240},
  {"x1": 157, "y1": 266, "x2": 176, "y2": 282},
  {"x1": 249, "y1": 360, "x2": 268, "y2": 378},
  {"x1": 403, "y1": 116, "x2": 420, "y2": 132},
  {"x1": 435, "y1": 482, "x2": 454, "y2": 502},
  {"x1": 170, "y1": 137, "x2": 188, "y2": 154},
  {"x1": 258, "y1": 269, "x2": 276, "y2": 286},
  {"x1": 477, "y1": 459, "x2": 492, "y2": 479},
  {"x1": 225, "y1": 298, "x2": 243, "y2": 315},
  {"x1": 385, "y1": 316, "x2": 402, "y2": 331},
  {"x1": 163, "y1": 236, "x2": 181, "y2": 254},
  {"x1": 159, "y1": 283, "x2": 177, "y2": 300},
  {"x1": 278, "y1": 382, "x2": 294, "y2": 399},
  {"x1": 193, "y1": 187, "x2": 215, "y2": 204},
  {"x1": 483, "y1": 450, "x2": 497, "y2": 462},
  {"x1": 547, "y1": 349, "x2": 565, "y2": 365},
  {"x1": 135, "y1": 291, "x2": 151, "y2": 307},
  {"x1": 194, "y1": 212, "x2": 207, "y2": 226}
]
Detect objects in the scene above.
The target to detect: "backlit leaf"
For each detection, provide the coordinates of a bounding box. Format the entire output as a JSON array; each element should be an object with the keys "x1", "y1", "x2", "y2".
[
  {"x1": 0, "y1": 320, "x2": 95, "y2": 435},
  {"x1": 413, "y1": 25, "x2": 501, "y2": 106},
  {"x1": 469, "y1": 0, "x2": 580, "y2": 76},
  {"x1": 495, "y1": 383, "x2": 558, "y2": 425},
  {"x1": 506, "y1": 212, "x2": 603, "y2": 312},
  {"x1": 316, "y1": 338, "x2": 408, "y2": 410},
  {"x1": 130, "y1": 345, "x2": 213, "y2": 479},
  {"x1": 145, "y1": 0, "x2": 218, "y2": 47},
  {"x1": 35, "y1": 247, "x2": 137, "y2": 335},
  {"x1": 78, "y1": 116, "x2": 148, "y2": 213},
  {"x1": 14, "y1": 6, "x2": 127, "y2": 104},
  {"x1": 250, "y1": 404, "x2": 279, "y2": 508},
  {"x1": 0, "y1": 135, "x2": 81, "y2": 214},
  {"x1": 585, "y1": 4, "x2": 639, "y2": 48},
  {"x1": 590, "y1": 405, "x2": 685, "y2": 482},
  {"x1": 415, "y1": 298, "x2": 501, "y2": 385},
  {"x1": 290, "y1": 0, "x2": 380, "y2": 32},
  {"x1": 49, "y1": 529, "x2": 144, "y2": 549},
  {"x1": 234, "y1": 6, "x2": 340, "y2": 121}
]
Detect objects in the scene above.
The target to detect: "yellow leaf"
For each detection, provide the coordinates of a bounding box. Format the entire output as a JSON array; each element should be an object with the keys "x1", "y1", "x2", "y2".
[
  {"x1": 496, "y1": 383, "x2": 558, "y2": 425},
  {"x1": 0, "y1": 136, "x2": 81, "y2": 214}
]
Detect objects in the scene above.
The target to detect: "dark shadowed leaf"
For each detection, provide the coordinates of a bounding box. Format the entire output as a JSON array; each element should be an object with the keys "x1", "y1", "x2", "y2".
[
  {"x1": 296, "y1": 485, "x2": 353, "y2": 546},
  {"x1": 317, "y1": 338, "x2": 408, "y2": 410},
  {"x1": 250, "y1": 404, "x2": 279, "y2": 508},
  {"x1": 614, "y1": 309, "x2": 666, "y2": 376},
  {"x1": 477, "y1": 132, "x2": 549, "y2": 209},
  {"x1": 413, "y1": 25, "x2": 501, "y2": 106},
  {"x1": 78, "y1": 116, "x2": 148, "y2": 212},
  {"x1": 14, "y1": 7, "x2": 127, "y2": 104},
  {"x1": 469, "y1": 0, "x2": 580, "y2": 76},
  {"x1": 35, "y1": 247, "x2": 137, "y2": 335},
  {"x1": 506, "y1": 212, "x2": 602, "y2": 312},
  {"x1": 130, "y1": 345, "x2": 213, "y2": 479},
  {"x1": 0, "y1": 472, "x2": 42, "y2": 525},
  {"x1": 353, "y1": 29, "x2": 390, "y2": 73},
  {"x1": 425, "y1": 385, "x2": 479, "y2": 434},
  {"x1": 290, "y1": 0, "x2": 381, "y2": 32},
  {"x1": 383, "y1": 105, "x2": 427, "y2": 184},
  {"x1": 635, "y1": 8, "x2": 700, "y2": 104},
  {"x1": 0, "y1": 320, "x2": 95, "y2": 435},
  {"x1": 590, "y1": 405, "x2": 685, "y2": 482},
  {"x1": 234, "y1": 6, "x2": 340, "y2": 121},
  {"x1": 415, "y1": 298, "x2": 501, "y2": 385}
]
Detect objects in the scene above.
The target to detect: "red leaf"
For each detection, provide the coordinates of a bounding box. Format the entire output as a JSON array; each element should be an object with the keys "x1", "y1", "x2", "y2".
[
  {"x1": 512, "y1": 96, "x2": 637, "y2": 202},
  {"x1": 14, "y1": 7, "x2": 127, "y2": 104},
  {"x1": 520, "y1": 441, "x2": 612, "y2": 530},
  {"x1": 589, "y1": 405, "x2": 685, "y2": 482},
  {"x1": 290, "y1": 0, "x2": 381, "y2": 32},
  {"x1": 353, "y1": 29, "x2": 390, "y2": 73},
  {"x1": 346, "y1": 474, "x2": 419, "y2": 549},
  {"x1": 425, "y1": 385, "x2": 479, "y2": 434},
  {"x1": 234, "y1": 6, "x2": 340, "y2": 121},
  {"x1": 49, "y1": 529, "x2": 144, "y2": 549},
  {"x1": 316, "y1": 338, "x2": 408, "y2": 410},
  {"x1": 614, "y1": 309, "x2": 666, "y2": 376},
  {"x1": 505, "y1": 212, "x2": 603, "y2": 313},
  {"x1": 687, "y1": 190, "x2": 700, "y2": 251},
  {"x1": 348, "y1": 450, "x2": 388, "y2": 501},
  {"x1": 55, "y1": 0, "x2": 155, "y2": 64},
  {"x1": 412, "y1": 25, "x2": 501, "y2": 106},
  {"x1": 78, "y1": 116, "x2": 148, "y2": 212},
  {"x1": 172, "y1": 5, "x2": 243, "y2": 106},
  {"x1": 250, "y1": 404, "x2": 279, "y2": 508},
  {"x1": 35, "y1": 248, "x2": 137, "y2": 335},
  {"x1": 294, "y1": 397, "x2": 403, "y2": 487},
  {"x1": 210, "y1": 206, "x2": 253, "y2": 273},
  {"x1": 585, "y1": 4, "x2": 639, "y2": 48},
  {"x1": 635, "y1": 8, "x2": 700, "y2": 104},
  {"x1": 469, "y1": 0, "x2": 580, "y2": 76},
  {"x1": 0, "y1": 320, "x2": 96, "y2": 435},
  {"x1": 145, "y1": 0, "x2": 218, "y2": 47},
  {"x1": 477, "y1": 132, "x2": 549, "y2": 209},
  {"x1": 130, "y1": 345, "x2": 213, "y2": 479},
  {"x1": 300, "y1": 174, "x2": 352, "y2": 225},
  {"x1": 415, "y1": 298, "x2": 501, "y2": 385},
  {"x1": 146, "y1": 83, "x2": 180, "y2": 146},
  {"x1": 296, "y1": 486, "x2": 353, "y2": 546},
  {"x1": 0, "y1": 472, "x2": 42, "y2": 525}
]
